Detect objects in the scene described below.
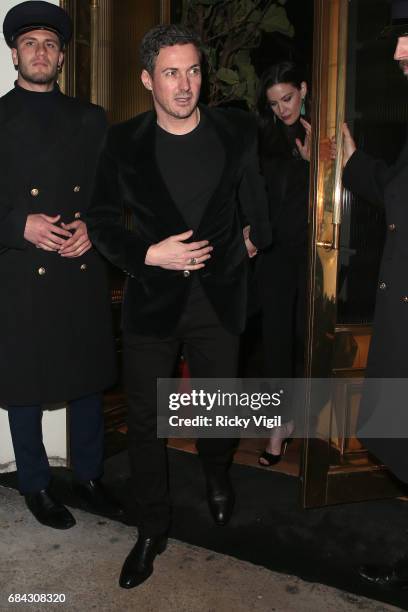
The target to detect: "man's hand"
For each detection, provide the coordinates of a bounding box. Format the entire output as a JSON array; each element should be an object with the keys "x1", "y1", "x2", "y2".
[
  {"x1": 243, "y1": 225, "x2": 257, "y2": 258},
  {"x1": 145, "y1": 229, "x2": 213, "y2": 270},
  {"x1": 59, "y1": 220, "x2": 92, "y2": 258},
  {"x1": 329, "y1": 123, "x2": 357, "y2": 166},
  {"x1": 24, "y1": 214, "x2": 72, "y2": 251}
]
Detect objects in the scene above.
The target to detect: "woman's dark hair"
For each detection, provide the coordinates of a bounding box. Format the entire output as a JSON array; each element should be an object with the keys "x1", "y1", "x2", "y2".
[{"x1": 257, "y1": 61, "x2": 309, "y2": 159}]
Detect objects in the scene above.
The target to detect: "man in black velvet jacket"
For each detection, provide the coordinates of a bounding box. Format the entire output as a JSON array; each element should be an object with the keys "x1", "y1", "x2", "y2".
[{"x1": 87, "y1": 24, "x2": 271, "y2": 588}]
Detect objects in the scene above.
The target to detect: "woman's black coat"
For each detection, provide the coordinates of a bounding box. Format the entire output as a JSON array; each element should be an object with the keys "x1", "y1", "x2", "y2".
[
  {"x1": 257, "y1": 135, "x2": 309, "y2": 379},
  {"x1": 0, "y1": 88, "x2": 116, "y2": 405}
]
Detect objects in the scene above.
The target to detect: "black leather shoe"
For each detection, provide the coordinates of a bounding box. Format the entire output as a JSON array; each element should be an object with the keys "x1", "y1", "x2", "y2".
[
  {"x1": 205, "y1": 470, "x2": 235, "y2": 526},
  {"x1": 73, "y1": 479, "x2": 124, "y2": 520},
  {"x1": 119, "y1": 534, "x2": 168, "y2": 589},
  {"x1": 358, "y1": 559, "x2": 408, "y2": 588},
  {"x1": 24, "y1": 489, "x2": 76, "y2": 530}
]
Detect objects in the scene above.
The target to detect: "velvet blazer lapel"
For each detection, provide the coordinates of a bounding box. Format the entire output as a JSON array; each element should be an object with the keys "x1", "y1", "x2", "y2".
[
  {"x1": 128, "y1": 105, "x2": 241, "y2": 234},
  {"x1": 130, "y1": 112, "x2": 189, "y2": 232},
  {"x1": 197, "y1": 105, "x2": 239, "y2": 232}
]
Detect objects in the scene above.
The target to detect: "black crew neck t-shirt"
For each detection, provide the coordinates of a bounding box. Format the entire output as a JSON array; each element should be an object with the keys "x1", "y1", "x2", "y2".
[{"x1": 155, "y1": 114, "x2": 225, "y2": 231}]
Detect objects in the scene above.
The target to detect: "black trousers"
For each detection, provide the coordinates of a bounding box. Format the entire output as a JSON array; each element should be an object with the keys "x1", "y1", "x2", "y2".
[
  {"x1": 123, "y1": 282, "x2": 240, "y2": 536},
  {"x1": 7, "y1": 393, "x2": 104, "y2": 494}
]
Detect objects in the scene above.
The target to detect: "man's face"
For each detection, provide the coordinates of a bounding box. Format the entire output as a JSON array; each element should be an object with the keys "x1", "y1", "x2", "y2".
[
  {"x1": 141, "y1": 43, "x2": 202, "y2": 122},
  {"x1": 394, "y1": 35, "x2": 408, "y2": 77},
  {"x1": 12, "y1": 29, "x2": 63, "y2": 87}
]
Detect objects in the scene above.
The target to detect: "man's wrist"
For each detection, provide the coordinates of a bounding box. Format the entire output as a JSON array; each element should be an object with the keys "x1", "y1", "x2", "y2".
[{"x1": 145, "y1": 243, "x2": 157, "y2": 266}]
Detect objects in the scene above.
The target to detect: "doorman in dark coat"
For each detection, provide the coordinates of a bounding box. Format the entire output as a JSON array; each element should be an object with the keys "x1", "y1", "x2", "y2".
[
  {"x1": 342, "y1": 2, "x2": 408, "y2": 587},
  {"x1": 0, "y1": 1, "x2": 120, "y2": 530},
  {"x1": 87, "y1": 24, "x2": 271, "y2": 588}
]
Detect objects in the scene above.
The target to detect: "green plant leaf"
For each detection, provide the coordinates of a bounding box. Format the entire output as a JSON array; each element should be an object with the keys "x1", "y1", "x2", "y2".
[
  {"x1": 216, "y1": 67, "x2": 240, "y2": 85},
  {"x1": 205, "y1": 46, "x2": 218, "y2": 70},
  {"x1": 189, "y1": 0, "x2": 223, "y2": 5},
  {"x1": 260, "y1": 4, "x2": 294, "y2": 36},
  {"x1": 234, "y1": 50, "x2": 251, "y2": 65},
  {"x1": 248, "y1": 9, "x2": 262, "y2": 24},
  {"x1": 183, "y1": 0, "x2": 294, "y2": 107},
  {"x1": 233, "y1": 82, "x2": 247, "y2": 98},
  {"x1": 233, "y1": 0, "x2": 256, "y2": 21},
  {"x1": 237, "y1": 62, "x2": 256, "y2": 81}
]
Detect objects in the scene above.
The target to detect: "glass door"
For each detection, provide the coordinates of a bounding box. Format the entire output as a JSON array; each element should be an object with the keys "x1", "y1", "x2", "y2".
[{"x1": 301, "y1": 0, "x2": 405, "y2": 506}]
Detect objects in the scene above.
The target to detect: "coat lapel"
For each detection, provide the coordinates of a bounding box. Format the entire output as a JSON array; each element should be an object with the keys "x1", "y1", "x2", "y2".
[
  {"x1": 131, "y1": 112, "x2": 189, "y2": 231},
  {"x1": 195, "y1": 106, "x2": 239, "y2": 232},
  {"x1": 128, "y1": 106, "x2": 241, "y2": 234}
]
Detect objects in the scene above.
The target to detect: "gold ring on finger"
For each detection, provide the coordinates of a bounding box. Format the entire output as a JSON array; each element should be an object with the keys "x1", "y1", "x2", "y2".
[{"x1": 190, "y1": 257, "x2": 197, "y2": 265}]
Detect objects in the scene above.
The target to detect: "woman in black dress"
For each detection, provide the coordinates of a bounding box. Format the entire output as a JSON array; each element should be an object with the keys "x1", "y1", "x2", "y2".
[{"x1": 256, "y1": 61, "x2": 311, "y2": 466}]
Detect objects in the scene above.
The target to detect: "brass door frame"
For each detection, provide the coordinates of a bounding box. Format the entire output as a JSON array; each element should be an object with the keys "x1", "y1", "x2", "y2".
[
  {"x1": 301, "y1": 0, "x2": 402, "y2": 507},
  {"x1": 301, "y1": 0, "x2": 349, "y2": 508},
  {"x1": 59, "y1": 0, "x2": 171, "y2": 103}
]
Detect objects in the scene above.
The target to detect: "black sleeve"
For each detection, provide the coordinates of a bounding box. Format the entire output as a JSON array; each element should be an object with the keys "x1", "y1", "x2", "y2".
[
  {"x1": 86, "y1": 130, "x2": 150, "y2": 279},
  {"x1": 0, "y1": 201, "x2": 28, "y2": 251},
  {"x1": 82, "y1": 105, "x2": 109, "y2": 211},
  {"x1": 343, "y1": 149, "x2": 392, "y2": 207},
  {"x1": 237, "y1": 121, "x2": 272, "y2": 249}
]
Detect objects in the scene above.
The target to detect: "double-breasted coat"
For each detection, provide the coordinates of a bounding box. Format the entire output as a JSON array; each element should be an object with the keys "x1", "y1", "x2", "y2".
[
  {"x1": 87, "y1": 105, "x2": 272, "y2": 338},
  {"x1": 343, "y1": 143, "x2": 408, "y2": 481},
  {"x1": 0, "y1": 86, "x2": 116, "y2": 406}
]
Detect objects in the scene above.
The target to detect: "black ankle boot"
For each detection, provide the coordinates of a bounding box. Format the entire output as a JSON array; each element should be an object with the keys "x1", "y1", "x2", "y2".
[
  {"x1": 73, "y1": 479, "x2": 124, "y2": 520},
  {"x1": 205, "y1": 469, "x2": 235, "y2": 526},
  {"x1": 24, "y1": 489, "x2": 76, "y2": 530},
  {"x1": 359, "y1": 558, "x2": 408, "y2": 587},
  {"x1": 119, "y1": 533, "x2": 168, "y2": 589}
]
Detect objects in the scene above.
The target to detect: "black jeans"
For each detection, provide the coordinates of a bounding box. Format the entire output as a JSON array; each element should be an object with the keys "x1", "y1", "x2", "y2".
[{"x1": 123, "y1": 282, "x2": 240, "y2": 535}]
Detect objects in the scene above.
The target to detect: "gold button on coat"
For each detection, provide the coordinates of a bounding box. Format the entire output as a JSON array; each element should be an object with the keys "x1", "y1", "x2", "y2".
[
  {"x1": 38, "y1": 267, "x2": 46, "y2": 276},
  {"x1": 183, "y1": 270, "x2": 190, "y2": 278},
  {"x1": 30, "y1": 188, "x2": 39, "y2": 197},
  {"x1": 80, "y1": 264, "x2": 87, "y2": 271},
  {"x1": 74, "y1": 212, "x2": 81, "y2": 219},
  {"x1": 403, "y1": 296, "x2": 408, "y2": 303},
  {"x1": 388, "y1": 223, "x2": 396, "y2": 231},
  {"x1": 379, "y1": 282, "x2": 386, "y2": 290},
  {"x1": 74, "y1": 185, "x2": 81, "y2": 192}
]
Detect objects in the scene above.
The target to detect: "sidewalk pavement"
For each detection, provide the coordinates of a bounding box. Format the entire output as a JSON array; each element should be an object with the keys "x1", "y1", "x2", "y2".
[{"x1": 0, "y1": 486, "x2": 401, "y2": 612}]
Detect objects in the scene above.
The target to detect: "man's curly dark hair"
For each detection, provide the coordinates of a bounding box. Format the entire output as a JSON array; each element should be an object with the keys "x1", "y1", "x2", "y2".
[{"x1": 140, "y1": 24, "x2": 203, "y2": 74}]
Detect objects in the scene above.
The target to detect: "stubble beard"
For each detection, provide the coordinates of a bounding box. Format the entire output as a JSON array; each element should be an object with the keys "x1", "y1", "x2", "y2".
[
  {"x1": 399, "y1": 60, "x2": 408, "y2": 78},
  {"x1": 19, "y1": 63, "x2": 58, "y2": 86},
  {"x1": 153, "y1": 89, "x2": 199, "y2": 121},
  {"x1": 164, "y1": 100, "x2": 198, "y2": 120}
]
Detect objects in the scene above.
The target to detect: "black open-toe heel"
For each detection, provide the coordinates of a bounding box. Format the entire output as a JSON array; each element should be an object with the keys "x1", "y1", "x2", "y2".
[{"x1": 258, "y1": 439, "x2": 292, "y2": 467}]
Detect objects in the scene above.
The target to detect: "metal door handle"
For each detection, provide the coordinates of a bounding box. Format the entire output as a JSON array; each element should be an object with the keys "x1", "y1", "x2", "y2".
[{"x1": 316, "y1": 224, "x2": 340, "y2": 251}]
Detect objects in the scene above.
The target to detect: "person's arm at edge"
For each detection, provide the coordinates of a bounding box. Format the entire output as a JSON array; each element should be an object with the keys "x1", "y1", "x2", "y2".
[
  {"x1": 238, "y1": 117, "x2": 272, "y2": 251},
  {"x1": 342, "y1": 123, "x2": 390, "y2": 208},
  {"x1": 85, "y1": 129, "x2": 150, "y2": 279}
]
